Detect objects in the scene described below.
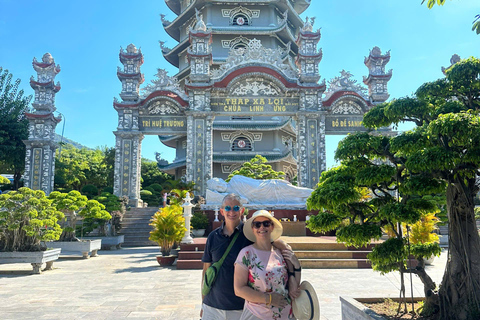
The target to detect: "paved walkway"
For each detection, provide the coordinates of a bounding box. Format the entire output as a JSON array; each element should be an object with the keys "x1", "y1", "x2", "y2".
[{"x1": 0, "y1": 246, "x2": 448, "y2": 320}]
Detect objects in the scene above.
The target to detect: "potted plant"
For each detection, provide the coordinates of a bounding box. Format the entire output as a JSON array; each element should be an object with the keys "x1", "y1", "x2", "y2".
[
  {"x1": 0, "y1": 188, "x2": 64, "y2": 274},
  {"x1": 191, "y1": 211, "x2": 209, "y2": 237},
  {"x1": 79, "y1": 193, "x2": 127, "y2": 249},
  {"x1": 47, "y1": 190, "x2": 111, "y2": 258},
  {"x1": 408, "y1": 211, "x2": 441, "y2": 265},
  {"x1": 149, "y1": 204, "x2": 186, "y2": 266}
]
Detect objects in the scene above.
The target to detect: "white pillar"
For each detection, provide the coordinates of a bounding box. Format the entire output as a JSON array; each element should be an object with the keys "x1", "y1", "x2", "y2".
[{"x1": 181, "y1": 193, "x2": 195, "y2": 244}]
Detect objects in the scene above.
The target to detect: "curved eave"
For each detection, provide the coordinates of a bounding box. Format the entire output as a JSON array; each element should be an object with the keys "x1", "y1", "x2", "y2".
[
  {"x1": 211, "y1": 23, "x2": 297, "y2": 46},
  {"x1": 163, "y1": 39, "x2": 190, "y2": 68},
  {"x1": 363, "y1": 73, "x2": 393, "y2": 85},
  {"x1": 322, "y1": 90, "x2": 371, "y2": 108},
  {"x1": 164, "y1": 0, "x2": 199, "y2": 41},
  {"x1": 166, "y1": 0, "x2": 181, "y2": 15},
  {"x1": 213, "y1": 118, "x2": 291, "y2": 130},
  {"x1": 158, "y1": 159, "x2": 186, "y2": 172},
  {"x1": 213, "y1": 66, "x2": 299, "y2": 89},
  {"x1": 213, "y1": 149, "x2": 295, "y2": 163},
  {"x1": 158, "y1": 134, "x2": 185, "y2": 148},
  {"x1": 175, "y1": 66, "x2": 191, "y2": 83},
  {"x1": 290, "y1": 0, "x2": 310, "y2": 15},
  {"x1": 25, "y1": 112, "x2": 62, "y2": 123},
  {"x1": 364, "y1": 55, "x2": 391, "y2": 67},
  {"x1": 142, "y1": 90, "x2": 189, "y2": 107}
]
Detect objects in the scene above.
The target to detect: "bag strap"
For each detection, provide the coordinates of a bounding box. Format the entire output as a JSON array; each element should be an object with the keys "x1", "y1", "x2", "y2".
[{"x1": 217, "y1": 231, "x2": 240, "y2": 265}]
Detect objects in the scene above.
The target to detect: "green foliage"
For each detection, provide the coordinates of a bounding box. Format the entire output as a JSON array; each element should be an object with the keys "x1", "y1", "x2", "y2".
[
  {"x1": 141, "y1": 158, "x2": 171, "y2": 188},
  {"x1": 81, "y1": 184, "x2": 99, "y2": 199},
  {"x1": 49, "y1": 190, "x2": 111, "y2": 241},
  {"x1": 306, "y1": 212, "x2": 343, "y2": 234},
  {"x1": 0, "y1": 68, "x2": 32, "y2": 190},
  {"x1": 191, "y1": 211, "x2": 209, "y2": 230},
  {"x1": 0, "y1": 176, "x2": 10, "y2": 185},
  {"x1": 226, "y1": 155, "x2": 285, "y2": 182},
  {"x1": 55, "y1": 144, "x2": 109, "y2": 191},
  {"x1": 140, "y1": 190, "x2": 153, "y2": 196},
  {"x1": 336, "y1": 224, "x2": 383, "y2": 248},
  {"x1": 149, "y1": 204, "x2": 186, "y2": 256},
  {"x1": 0, "y1": 187, "x2": 64, "y2": 251},
  {"x1": 368, "y1": 238, "x2": 407, "y2": 274},
  {"x1": 78, "y1": 192, "x2": 126, "y2": 236},
  {"x1": 410, "y1": 242, "x2": 442, "y2": 260}
]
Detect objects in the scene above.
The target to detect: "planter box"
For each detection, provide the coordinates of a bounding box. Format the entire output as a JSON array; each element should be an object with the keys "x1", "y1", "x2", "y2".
[
  {"x1": 0, "y1": 248, "x2": 62, "y2": 274},
  {"x1": 46, "y1": 239, "x2": 102, "y2": 259},
  {"x1": 340, "y1": 296, "x2": 424, "y2": 320},
  {"x1": 82, "y1": 235, "x2": 124, "y2": 250}
]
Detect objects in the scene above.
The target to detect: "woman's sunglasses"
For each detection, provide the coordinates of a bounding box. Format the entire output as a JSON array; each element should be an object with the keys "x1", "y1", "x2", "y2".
[
  {"x1": 223, "y1": 205, "x2": 241, "y2": 212},
  {"x1": 252, "y1": 220, "x2": 272, "y2": 229}
]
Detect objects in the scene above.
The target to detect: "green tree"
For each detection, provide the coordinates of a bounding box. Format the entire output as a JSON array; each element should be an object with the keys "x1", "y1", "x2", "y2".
[
  {"x1": 141, "y1": 158, "x2": 171, "y2": 188},
  {"x1": 0, "y1": 187, "x2": 64, "y2": 251},
  {"x1": 54, "y1": 144, "x2": 108, "y2": 191},
  {"x1": 311, "y1": 57, "x2": 480, "y2": 319},
  {"x1": 0, "y1": 68, "x2": 32, "y2": 189},
  {"x1": 226, "y1": 155, "x2": 285, "y2": 182},
  {"x1": 49, "y1": 190, "x2": 111, "y2": 241},
  {"x1": 421, "y1": 0, "x2": 480, "y2": 34}
]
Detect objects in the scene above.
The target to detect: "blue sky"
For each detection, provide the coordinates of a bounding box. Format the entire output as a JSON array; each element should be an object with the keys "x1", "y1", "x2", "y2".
[{"x1": 1, "y1": 0, "x2": 478, "y2": 169}]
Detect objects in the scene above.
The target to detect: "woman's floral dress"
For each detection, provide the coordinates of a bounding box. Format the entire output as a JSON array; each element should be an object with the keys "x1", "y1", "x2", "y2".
[{"x1": 235, "y1": 245, "x2": 292, "y2": 319}]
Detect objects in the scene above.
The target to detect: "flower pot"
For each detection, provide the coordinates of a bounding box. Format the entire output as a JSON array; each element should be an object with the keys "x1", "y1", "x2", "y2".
[
  {"x1": 156, "y1": 255, "x2": 176, "y2": 266},
  {"x1": 192, "y1": 229, "x2": 206, "y2": 237},
  {"x1": 424, "y1": 255, "x2": 435, "y2": 265}
]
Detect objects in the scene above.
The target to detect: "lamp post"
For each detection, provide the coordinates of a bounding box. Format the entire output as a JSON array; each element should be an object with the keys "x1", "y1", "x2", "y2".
[{"x1": 181, "y1": 193, "x2": 194, "y2": 244}]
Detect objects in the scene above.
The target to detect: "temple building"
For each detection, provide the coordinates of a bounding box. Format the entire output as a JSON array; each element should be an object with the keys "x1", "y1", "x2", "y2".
[{"x1": 112, "y1": 0, "x2": 392, "y2": 206}]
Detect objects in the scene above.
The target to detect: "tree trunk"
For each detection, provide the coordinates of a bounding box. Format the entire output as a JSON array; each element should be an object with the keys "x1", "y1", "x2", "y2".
[
  {"x1": 438, "y1": 182, "x2": 480, "y2": 320},
  {"x1": 59, "y1": 211, "x2": 79, "y2": 242}
]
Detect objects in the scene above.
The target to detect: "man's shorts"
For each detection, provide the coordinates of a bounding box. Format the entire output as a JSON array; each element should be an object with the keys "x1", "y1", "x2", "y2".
[{"x1": 202, "y1": 303, "x2": 242, "y2": 320}]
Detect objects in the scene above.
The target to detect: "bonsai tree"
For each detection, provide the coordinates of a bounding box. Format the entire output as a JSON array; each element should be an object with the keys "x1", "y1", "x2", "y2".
[
  {"x1": 48, "y1": 190, "x2": 111, "y2": 241},
  {"x1": 226, "y1": 155, "x2": 285, "y2": 182},
  {"x1": 78, "y1": 192, "x2": 126, "y2": 237},
  {"x1": 0, "y1": 187, "x2": 64, "y2": 252},
  {"x1": 308, "y1": 57, "x2": 480, "y2": 319},
  {"x1": 149, "y1": 204, "x2": 186, "y2": 256},
  {"x1": 191, "y1": 211, "x2": 209, "y2": 230},
  {"x1": 0, "y1": 175, "x2": 10, "y2": 185}
]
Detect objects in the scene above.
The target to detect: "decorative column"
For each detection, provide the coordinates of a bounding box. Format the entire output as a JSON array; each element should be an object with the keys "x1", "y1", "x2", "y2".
[
  {"x1": 363, "y1": 47, "x2": 392, "y2": 105},
  {"x1": 295, "y1": 17, "x2": 326, "y2": 188},
  {"x1": 185, "y1": 9, "x2": 214, "y2": 196},
  {"x1": 181, "y1": 193, "x2": 194, "y2": 244},
  {"x1": 23, "y1": 53, "x2": 62, "y2": 195},
  {"x1": 113, "y1": 44, "x2": 145, "y2": 206}
]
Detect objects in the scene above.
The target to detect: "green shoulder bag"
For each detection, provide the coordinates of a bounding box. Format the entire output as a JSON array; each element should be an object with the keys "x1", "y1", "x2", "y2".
[{"x1": 202, "y1": 232, "x2": 240, "y2": 296}]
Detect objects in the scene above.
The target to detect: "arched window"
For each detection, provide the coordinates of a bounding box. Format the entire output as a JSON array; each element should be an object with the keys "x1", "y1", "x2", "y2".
[
  {"x1": 232, "y1": 14, "x2": 249, "y2": 26},
  {"x1": 231, "y1": 136, "x2": 252, "y2": 151}
]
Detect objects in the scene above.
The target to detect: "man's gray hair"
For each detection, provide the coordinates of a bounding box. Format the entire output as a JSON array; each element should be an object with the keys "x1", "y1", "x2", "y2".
[{"x1": 222, "y1": 193, "x2": 242, "y2": 206}]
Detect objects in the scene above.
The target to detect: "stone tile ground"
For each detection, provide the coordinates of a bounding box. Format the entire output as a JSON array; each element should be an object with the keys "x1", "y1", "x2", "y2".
[{"x1": 0, "y1": 247, "x2": 447, "y2": 320}]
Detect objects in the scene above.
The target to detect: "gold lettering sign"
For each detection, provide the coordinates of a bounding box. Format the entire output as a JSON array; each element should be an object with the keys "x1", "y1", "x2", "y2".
[{"x1": 211, "y1": 97, "x2": 298, "y2": 114}]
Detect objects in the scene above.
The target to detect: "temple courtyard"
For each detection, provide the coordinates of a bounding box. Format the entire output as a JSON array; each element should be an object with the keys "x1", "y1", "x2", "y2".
[{"x1": 0, "y1": 245, "x2": 448, "y2": 320}]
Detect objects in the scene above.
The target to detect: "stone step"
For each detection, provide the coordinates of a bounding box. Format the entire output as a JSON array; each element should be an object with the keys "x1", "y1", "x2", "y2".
[
  {"x1": 122, "y1": 240, "x2": 157, "y2": 247},
  {"x1": 300, "y1": 259, "x2": 371, "y2": 269},
  {"x1": 177, "y1": 259, "x2": 203, "y2": 269},
  {"x1": 295, "y1": 250, "x2": 370, "y2": 259},
  {"x1": 118, "y1": 228, "x2": 152, "y2": 233},
  {"x1": 178, "y1": 251, "x2": 204, "y2": 260}
]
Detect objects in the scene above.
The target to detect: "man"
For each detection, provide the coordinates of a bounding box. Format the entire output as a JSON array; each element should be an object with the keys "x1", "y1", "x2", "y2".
[{"x1": 201, "y1": 193, "x2": 298, "y2": 320}]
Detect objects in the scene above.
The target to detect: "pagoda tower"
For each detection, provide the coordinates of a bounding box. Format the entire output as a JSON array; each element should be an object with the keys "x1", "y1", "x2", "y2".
[
  {"x1": 113, "y1": 44, "x2": 145, "y2": 206},
  {"x1": 157, "y1": 0, "x2": 313, "y2": 189},
  {"x1": 23, "y1": 53, "x2": 62, "y2": 194},
  {"x1": 363, "y1": 46, "x2": 392, "y2": 105}
]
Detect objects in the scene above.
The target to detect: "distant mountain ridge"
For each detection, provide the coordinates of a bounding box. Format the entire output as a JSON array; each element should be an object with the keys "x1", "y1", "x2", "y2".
[{"x1": 54, "y1": 134, "x2": 93, "y2": 150}]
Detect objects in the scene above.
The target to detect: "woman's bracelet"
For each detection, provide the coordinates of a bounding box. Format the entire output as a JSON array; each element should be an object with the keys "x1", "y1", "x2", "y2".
[{"x1": 265, "y1": 293, "x2": 272, "y2": 306}]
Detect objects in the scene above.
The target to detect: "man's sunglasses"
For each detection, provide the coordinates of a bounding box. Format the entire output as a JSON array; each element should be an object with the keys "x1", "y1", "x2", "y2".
[
  {"x1": 252, "y1": 220, "x2": 272, "y2": 229},
  {"x1": 223, "y1": 205, "x2": 241, "y2": 212}
]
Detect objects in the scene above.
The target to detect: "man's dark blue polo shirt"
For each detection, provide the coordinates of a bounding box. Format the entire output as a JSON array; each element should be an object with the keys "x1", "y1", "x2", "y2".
[{"x1": 201, "y1": 222, "x2": 253, "y2": 310}]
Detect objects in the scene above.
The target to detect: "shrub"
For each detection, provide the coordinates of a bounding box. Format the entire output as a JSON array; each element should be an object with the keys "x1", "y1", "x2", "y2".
[
  {"x1": 81, "y1": 184, "x2": 99, "y2": 199},
  {"x1": 191, "y1": 211, "x2": 209, "y2": 230},
  {"x1": 0, "y1": 188, "x2": 64, "y2": 251},
  {"x1": 149, "y1": 204, "x2": 186, "y2": 256}
]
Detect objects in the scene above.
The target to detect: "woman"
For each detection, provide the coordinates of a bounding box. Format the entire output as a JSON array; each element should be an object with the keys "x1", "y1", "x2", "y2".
[{"x1": 234, "y1": 210, "x2": 302, "y2": 320}]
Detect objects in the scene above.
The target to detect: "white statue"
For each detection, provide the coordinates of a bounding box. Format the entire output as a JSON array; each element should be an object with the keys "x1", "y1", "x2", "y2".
[{"x1": 205, "y1": 175, "x2": 313, "y2": 209}]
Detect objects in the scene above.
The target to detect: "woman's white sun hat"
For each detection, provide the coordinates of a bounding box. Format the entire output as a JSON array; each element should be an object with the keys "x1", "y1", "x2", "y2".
[
  {"x1": 292, "y1": 281, "x2": 320, "y2": 320},
  {"x1": 244, "y1": 210, "x2": 283, "y2": 242}
]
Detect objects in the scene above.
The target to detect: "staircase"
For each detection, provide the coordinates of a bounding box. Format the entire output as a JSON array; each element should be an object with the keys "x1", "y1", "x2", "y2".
[
  {"x1": 176, "y1": 236, "x2": 377, "y2": 270},
  {"x1": 119, "y1": 207, "x2": 159, "y2": 247}
]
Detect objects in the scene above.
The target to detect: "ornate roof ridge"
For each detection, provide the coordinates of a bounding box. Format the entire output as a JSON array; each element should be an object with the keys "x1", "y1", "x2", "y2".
[
  {"x1": 324, "y1": 70, "x2": 368, "y2": 101},
  {"x1": 141, "y1": 69, "x2": 187, "y2": 99}
]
